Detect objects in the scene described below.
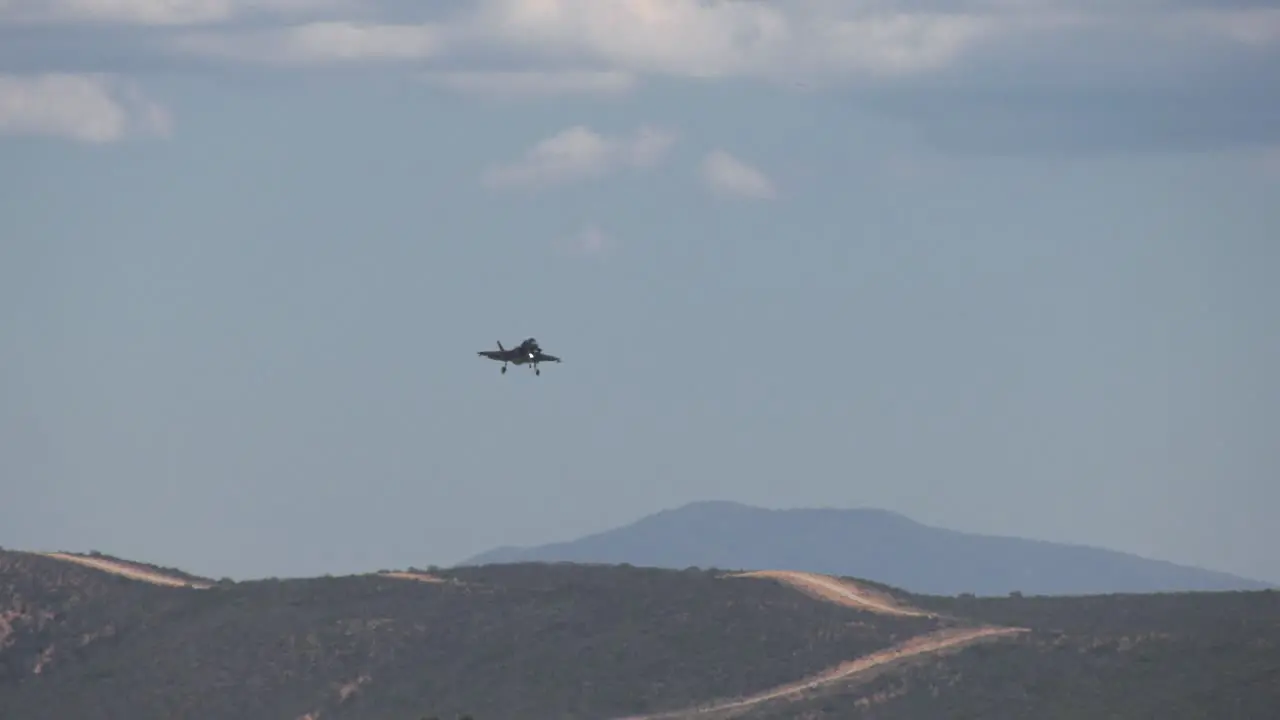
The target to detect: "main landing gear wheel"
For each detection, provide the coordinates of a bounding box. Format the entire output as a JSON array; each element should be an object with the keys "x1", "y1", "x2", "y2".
[
  {"x1": 535, "y1": 368, "x2": 541, "y2": 376},
  {"x1": 501, "y1": 365, "x2": 507, "y2": 374}
]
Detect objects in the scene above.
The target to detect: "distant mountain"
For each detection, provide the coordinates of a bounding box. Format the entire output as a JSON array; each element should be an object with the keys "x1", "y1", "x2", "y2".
[{"x1": 461, "y1": 500, "x2": 1273, "y2": 596}]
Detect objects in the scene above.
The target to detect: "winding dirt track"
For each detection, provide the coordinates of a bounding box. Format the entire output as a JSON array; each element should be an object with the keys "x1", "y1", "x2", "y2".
[
  {"x1": 377, "y1": 571, "x2": 446, "y2": 583},
  {"x1": 33, "y1": 553, "x2": 1027, "y2": 718},
  {"x1": 42, "y1": 553, "x2": 457, "y2": 589},
  {"x1": 729, "y1": 570, "x2": 935, "y2": 618},
  {"x1": 615, "y1": 625, "x2": 1027, "y2": 719},
  {"x1": 611, "y1": 570, "x2": 1028, "y2": 720},
  {"x1": 36, "y1": 552, "x2": 212, "y2": 589}
]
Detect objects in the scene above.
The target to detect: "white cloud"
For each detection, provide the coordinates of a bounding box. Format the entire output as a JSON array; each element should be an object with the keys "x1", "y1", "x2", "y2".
[
  {"x1": 421, "y1": 70, "x2": 637, "y2": 98},
  {"x1": 3, "y1": 0, "x2": 1280, "y2": 153},
  {"x1": 482, "y1": 125, "x2": 676, "y2": 189},
  {"x1": 554, "y1": 222, "x2": 617, "y2": 256},
  {"x1": 0, "y1": 0, "x2": 349, "y2": 26},
  {"x1": 172, "y1": 21, "x2": 445, "y2": 65},
  {"x1": 11, "y1": 1, "x2": 1272, "y2": 89},
  {"x1": 1161, "y1": 8, "x2": 1280, "y2": 48},
  {"x1": 23, "y1": 0, "x2": 1008, "y2": 79},
  {"x1": 512, "y1": 2, "x2": 1263, "y2": 80},
  {"x1": 701, "y1": 149, "x2": 776, "y2": 200},
  {"x1": 467, "y1": 0, "x2": 794, "y2": 78},
  {"x1": 812, "y1": 13, "x2": 1002, "y2": 76},
  {"x1": 0, "y1": 73, "x2": 170, "y2": 143}
]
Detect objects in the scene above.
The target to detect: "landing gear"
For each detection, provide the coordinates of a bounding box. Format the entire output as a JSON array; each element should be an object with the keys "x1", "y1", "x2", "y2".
[{"x1": 497, "y1": 361, "x2": 542, "y2": 376}]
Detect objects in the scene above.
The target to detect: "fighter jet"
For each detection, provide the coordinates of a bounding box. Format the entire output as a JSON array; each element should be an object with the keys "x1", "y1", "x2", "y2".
[{"x1": 477, "y1": 338, "x2": 561, "y2": 376}]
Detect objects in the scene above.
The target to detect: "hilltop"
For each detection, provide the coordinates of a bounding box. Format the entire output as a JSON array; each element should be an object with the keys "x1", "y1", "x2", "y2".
[
  {"x1": 0, "y1": 549, "x2": 950, "y2": 719},
  {"x1": 463, "y1": 500, "x2": 1271, "y2": 596},
  {"x1": 3, "y1": 547, "x2": 1279, "y2": 719}
]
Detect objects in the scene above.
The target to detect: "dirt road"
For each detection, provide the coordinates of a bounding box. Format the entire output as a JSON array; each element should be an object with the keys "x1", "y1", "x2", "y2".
[
  {"x1": 731, "y1": 570, "x2": 934, "y2": 618},
  {"x1": 32, "y1": 553, "x2": 1025, "y2": 718},
  {"x1": 377, "y1": 571, "x2": 446, "y2": 583},
  {"x1": 610, "y1": 570, "x2": 1026, "y2": 719},
  {"x1": 38, "y1": 552, "x2": 211, "y2": 589},
  {"x1": 615, "y1": 625, "x2": 1027, "y2": 719}
]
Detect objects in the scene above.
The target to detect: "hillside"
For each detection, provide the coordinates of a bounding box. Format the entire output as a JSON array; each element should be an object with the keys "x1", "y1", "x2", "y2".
[
  {"x1": 0, "y1": 550, "x2": 948, "y2": 720},
  {"x1": 3, "y1": 548, "x2": 1278, "y2": 719},
  {"x1": 462, "y1": 501, "x2": 1271, "y2": 596},
  {"x1": 740, "y1": 588, "x2": 1280, "y2": 719}
]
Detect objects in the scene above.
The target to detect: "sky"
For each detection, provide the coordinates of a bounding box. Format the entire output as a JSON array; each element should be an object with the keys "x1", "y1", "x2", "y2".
[{"x1": 2, "y1": 0, "x2": 1278, "y2": 585}]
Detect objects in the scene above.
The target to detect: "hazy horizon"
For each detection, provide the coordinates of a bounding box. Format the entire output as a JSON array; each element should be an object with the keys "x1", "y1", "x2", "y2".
[
  {"x1": 4, "y1": 1, "x2": 1277, "y2": 585},
  {"x1": 3, "y1": 496, "x2": 1275, "y2": 586}
]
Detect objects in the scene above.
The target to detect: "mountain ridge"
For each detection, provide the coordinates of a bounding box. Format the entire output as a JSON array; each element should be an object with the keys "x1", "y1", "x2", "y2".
[
  {"x1": 0, "y1": 548, "x2": 981, "y2": 719},
  {"x1": 461, "y1": 500, "x2": 1271, "y2": 596},
  {"x1": 5, "y1": 546, "x2": 1278, "y2": 719}
]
